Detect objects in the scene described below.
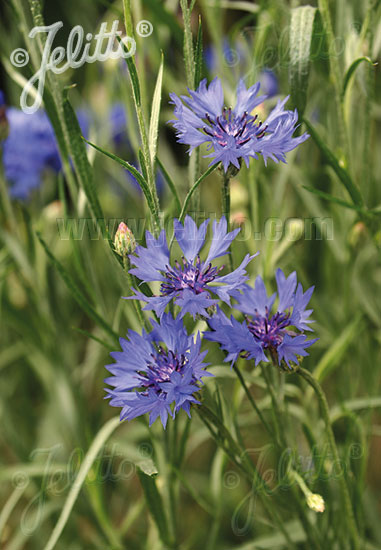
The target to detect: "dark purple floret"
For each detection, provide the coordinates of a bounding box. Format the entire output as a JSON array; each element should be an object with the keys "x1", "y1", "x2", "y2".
[
  {"x1": 127, "y1": 216, "x2": 257, "y2": 319},
  {"x1": 204, "y1": 269, "x2": 318, "y2": 369},
  {"x1": 105, "y1": 314, "x2": 212, "y2": 428},
  {"x1": 170, "y1": 77, "x2": 309, "y2": 171},
  {"x1": 161, "y1": 256, "x2": 224, "y2": 297}
]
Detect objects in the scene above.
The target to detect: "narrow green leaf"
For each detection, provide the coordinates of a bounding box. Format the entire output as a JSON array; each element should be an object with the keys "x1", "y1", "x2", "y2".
[
  {"x1": 180, "y1": 0, "x2": 195, "y2": 88},
  {"x1": 71, "y1": 327, "x2": 115, "y2": 351},
  {"x1": 313, "y1": 315, "x2": 364, "y2": 383},
  {"x1": 156, "y1": 157, "x2": 181, "y2": 213},
  {"x1": 330, "y1": 396, "x2": 381, "y2": 423},
  {"x1": 137, "y1": 468, "x2": 173, "y2": 547},
  {"x1": 138, "y1": 149, "x2": 149, "y2": 182},
  {"x1": 289, "y1": 6, "x2": 318, "y2": 117},
  {"x1": 62, "y1": 90, "x2": 108, "y2": 238},
  {"x1": 121, "y1": 43, "x2": 141, "y2": 107},
  {"x1": 137, "y1": 459, "x2": 158, "y2": 476},
  {"x1": 37, "y1": 232, "x2": 119, "y2": 344},
  {"x1": 302, "y1": 186, "x2": 366, "y2": 213},
  {"x1": 42, "y1": 417, "x2": 121, "y2": 550},
  {"x1": 84, "y1": 138, "x2": 160, "y2": 228},
  {"x1": 194, "y1": 17, "x2": 203, "y2": 88},
  {"x1": 149, "y1": 54, "x2": 164, "y2": 165},
  {"x1": 342, "y1": 56, "x2": 376, "y2": 98},
  {"x1": 303, "y1": 118, "x2": 363, "y2": 206},
  {"x1": 178, "y1": 163, "x2": 220, "y2": 224},
  {"x1": 122, "y1": 0, "x2": 134, "y2": 38}
]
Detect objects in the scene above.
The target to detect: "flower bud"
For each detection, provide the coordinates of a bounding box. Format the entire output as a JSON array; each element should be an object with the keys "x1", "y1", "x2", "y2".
[
  {"x1": 114, "y1": 222, "x2": 136, "y2": 256},
  {"x1": 307, "y1": 493, "x2": 325, "y2": 513},
  {"x1": 348, "y1": 221, "x2": 367, "y2": 248},
  {"x1": 285, "y1": 218, "x2": 304, "y2": 241}
]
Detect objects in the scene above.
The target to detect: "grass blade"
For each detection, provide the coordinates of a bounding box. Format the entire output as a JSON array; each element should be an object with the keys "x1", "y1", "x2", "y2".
[
  {"x1": 156, "y1": 157, "x2": 181, "y2": 213},
  {"x1": 37, "y1": 232, "x2": 119, "y2": 344},
  {"x1": 137, "y1": 468, "x2": 173, "y2": 548},
  {"x1": 289, "y1": 6, "x2": 317, "y2": 117},
  {"x1": 342, "y1": 56, "x2": 376, "y2": 98},
  {"x1": 84, "y1": 138, "x2": 160, "y2": 229},
  {"x1": 42, "y1": 417, "x2": 121, "y2": 550},
  {"x1": 303, "y1": 118, "x2": 363, "y2": 207},
  {"x1": 149, "y1": 54, "x2": 164, "y2": 165},
  {"x1": 194, "y1": 17, "x2": 203, "y2": 88},
  {"x1": 178, "y1": 163, "x2": 220, "y2": 224},
  {"x1": 180, "y1": 0, "x2": 195, "y2": 88}
]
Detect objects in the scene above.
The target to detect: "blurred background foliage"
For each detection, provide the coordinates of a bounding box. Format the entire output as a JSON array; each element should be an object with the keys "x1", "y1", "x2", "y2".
[{"x1": 0, "y1": 0, "x2": 380, "y2": 549}]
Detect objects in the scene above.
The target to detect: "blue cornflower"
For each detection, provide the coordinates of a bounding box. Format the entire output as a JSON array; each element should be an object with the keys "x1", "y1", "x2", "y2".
[
  {"x1": 205, "y1": 269, "x2": 317, "y2": 369},
  {"x1": 128, "y1": 216, "x2": 257, "y2": 319},
  {"x1": 1, "y1": 104, "x2": 61, "y2": 200},
  {"x1": 170, "y1": 77, "x2": 309, "y2": 171},
  {"x1": 105, "y1": 313, "x2": 212, "y2": 427},
  {"x1": 0, "y1": 93, "x2": 89, "y2": 200}
]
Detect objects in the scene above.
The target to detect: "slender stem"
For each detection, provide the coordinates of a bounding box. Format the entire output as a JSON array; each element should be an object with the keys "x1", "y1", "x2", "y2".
[
  {"x1": 262, "y1": 365, "x2": 323, "y2": 549},
  {"x1": 221, "y1": 171, "x2": 231, "y2": 230},
  {"x1": 165, "y1": 420, "x2": 178, "y2": 546},
  {"x1": 262, "y1": 366, "x2": 288, "y2": 449},
  {"x1": 197, "y1": 405, "x2": 298, "y2": 549},
  {"x1": 317, "y1": 0, "x2": 350, "y2": 164},
  {"x1": 221, "y1": 170, "x2": 233, "y2": 270},
  {"x1": 123, "y1": 257, "x2": 149, "y2": 330},
  {"x1": 298, "y1": 367, "x2": 360, "y2": 550},
  {"x1": 232, "y1": 363, "x2": 274, "y2": 439}
]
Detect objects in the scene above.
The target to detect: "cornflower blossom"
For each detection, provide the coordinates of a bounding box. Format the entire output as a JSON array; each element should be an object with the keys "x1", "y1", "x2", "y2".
[
  {"x1": 105, "y1": 313, "x2": 212, "y2": 428},
  {"x1": 128, "y1": 216, "x2": 257, "y2": 319},
  {"x1": 0, "y1": 100, "x2": 61, "y2": 200},
  {"x1": 0, "y1": 92, "x2": 89, "y2": 200},
  {"x1": 170, "y1": 77, "x2": 309, "y2": 171},
  {"x1": 205, "y1": 269, "x2": 318, "y2": 369}
]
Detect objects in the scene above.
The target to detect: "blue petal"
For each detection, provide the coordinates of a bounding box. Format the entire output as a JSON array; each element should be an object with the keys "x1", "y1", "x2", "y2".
[
  {"x1": 275, "y1": 269, "x2": 297, "y2": 312},
  {"x1": 174, "y1": 216, "x2": 209, "y2": 261},
  {"x1": 236, "y1": 276, "x2": 276, "y2": 316},
  {"x1": 129, "y1": 229, "x2": 169, "y2": 282},
  {"x1": 205, "y1": 216, "x2": 240, "y2": 263}
]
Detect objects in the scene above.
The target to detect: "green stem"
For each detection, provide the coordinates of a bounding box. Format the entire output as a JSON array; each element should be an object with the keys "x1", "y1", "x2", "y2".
[
  {"x1": 262, "y1": 365, "x2": 323, "y2": 549},
  {"x1": 262, "y1": 366, "x2": 288, "y2": 449},
  {"x1": 221, "y1": 170, "x2": 233, "y2": 270},
  {"x1": 298, "y1": 367, "x2": 360, "y2": 550},
  {"x1": 197, "y1": 405, "x2": 298, "y2": 549},
  {"x1": 123, "y1": 257, "x2": 148, "y2": 330},
  {"x1": 317, "y1": 0, "x2": 350, "y2": 164},
  {"x1": 221, "y1": 171, "x2": 231, "y2": 230},
  {"x1": 232, "y1": 363, "x2": 274, "y2": 439}
]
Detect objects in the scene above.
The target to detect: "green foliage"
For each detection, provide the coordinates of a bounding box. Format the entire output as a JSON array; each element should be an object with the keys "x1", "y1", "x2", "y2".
[{"x1": 0, "y1": 0, "x2": 380, "y2": 549}]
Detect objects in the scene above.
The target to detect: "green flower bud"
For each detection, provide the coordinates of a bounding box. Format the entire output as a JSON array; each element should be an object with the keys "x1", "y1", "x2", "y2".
[
  {"x1": 307, "y1": 493, "x2": 325, "y2": 513},
  {"x1": 114, "y1": 223, "x2": 136, "y2": 256}
]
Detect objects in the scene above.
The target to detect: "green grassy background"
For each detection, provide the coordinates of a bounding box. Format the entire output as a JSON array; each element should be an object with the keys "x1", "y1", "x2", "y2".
[{"x1": 0, "y1": 0, "x2": 380, "y2": 549}]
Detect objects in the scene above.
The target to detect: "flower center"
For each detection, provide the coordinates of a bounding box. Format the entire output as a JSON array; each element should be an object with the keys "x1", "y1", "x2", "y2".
[
  {"x1": 160, "y1": 255, "x2": 223, "y2": 296},
  {"x1": 203, "y1": 108, "x2": 267, "y2": 148},
  {"x1": 246, "y1": 310, "x2": 291, "y2": 349},
  {"x1": 143, "y1": 348, "x2": 188, "y2": 389}
]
